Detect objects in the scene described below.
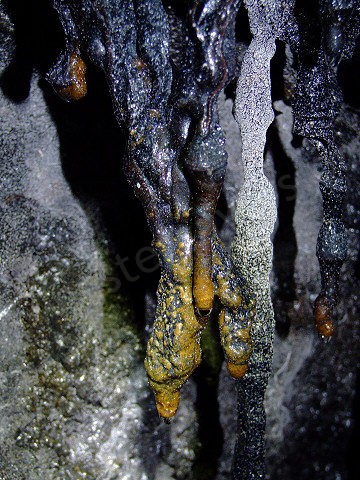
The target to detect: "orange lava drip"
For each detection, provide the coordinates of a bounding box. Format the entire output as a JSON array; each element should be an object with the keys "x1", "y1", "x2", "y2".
[
  {"x1": 193, "y1": 269, "x2": 213, "y2": 316},
  {"x1": 154, "y1": 390, "x2": 180, "y2": 419},
  {"x1": 314, "y1": 295, "x2": 334, "y2": 337},
  {"x1": 193, "y1": 244, "x2": 214, "y2": 321},
  {"x1": 226, "y1": 362, "x2": 248, "y2": 379},
  {"x1": 58, "y1": 53, "x2": 87, "y2": 101}
]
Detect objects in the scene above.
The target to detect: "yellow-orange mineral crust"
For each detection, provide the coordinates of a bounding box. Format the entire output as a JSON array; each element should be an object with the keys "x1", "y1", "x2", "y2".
[
  {"x1": 145, "y1": 247, "x2": 202, "y2": 418},
  {"x1": 218, "y1": 308, "x2": 254, "y2": 378},
  {"x1": 212, "y1": 239, "x2": 255, "y2": 378},
  {"x1": 146, "y1": 231, "x2": 256, "y2": 416}
]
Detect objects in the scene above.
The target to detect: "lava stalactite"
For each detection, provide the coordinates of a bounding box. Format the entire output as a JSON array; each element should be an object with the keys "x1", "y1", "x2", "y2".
[
  {"x1": 47, "y1": 0, "x2": 360, "y2": 476},
  {"x1": 47, "y1": 0, "x2": 257, "y2": 418}
]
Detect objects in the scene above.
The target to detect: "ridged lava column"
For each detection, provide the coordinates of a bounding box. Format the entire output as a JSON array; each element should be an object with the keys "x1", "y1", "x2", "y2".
[{"x1": 231, "y1": 1, "x2": 293, "y2": 477}]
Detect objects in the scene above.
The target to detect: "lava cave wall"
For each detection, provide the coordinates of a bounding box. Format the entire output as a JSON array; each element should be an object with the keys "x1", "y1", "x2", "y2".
[{"x1": 1, "y1": 1, "x2": 360, "y2": 480}]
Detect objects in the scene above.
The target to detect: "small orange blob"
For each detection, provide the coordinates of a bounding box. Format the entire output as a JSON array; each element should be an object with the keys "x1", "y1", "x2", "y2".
[
  {"x1": 58, "y1": 53, "x2": 87, "y2": 101},
  {"x1": 154, "y1": 389, "x2": 180, "y2": 419},
  {"x1": 317, "y1": 320, "x2": 334, "y2": 337},
  {"x1": 226, "y1": 362, "x2": 248, "y2": 379},
  {"x1": 314, "y1": 295, "x2": 334, "y2": 338},
  {"x1": 193, "y1": 256, "x2": 214, "y2": 319}
]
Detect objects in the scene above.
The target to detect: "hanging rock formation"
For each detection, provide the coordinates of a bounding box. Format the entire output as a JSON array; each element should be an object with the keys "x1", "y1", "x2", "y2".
[
  {"x1": 231, "y1": 1, "x2": 294, "y2": 477},
  {"x1": 1, "y1": 0, "x2": 360, "y2": 479}
]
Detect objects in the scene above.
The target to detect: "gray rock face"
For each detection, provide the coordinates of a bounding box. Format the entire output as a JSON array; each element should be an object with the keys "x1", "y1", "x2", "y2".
[
  {"x1": 0, "y1": 12, "x2": 199, "y2": 480},
  {"x1": 0, "y1": 27, "x2": 142, "y2": 480},
  {"x1": 1, "y1": 2, "x2": 360, "y2": 480}
]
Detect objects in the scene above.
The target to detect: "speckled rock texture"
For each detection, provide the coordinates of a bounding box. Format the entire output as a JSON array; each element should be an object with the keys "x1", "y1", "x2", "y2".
[
  {"x1": 230, "y1": 2, "x2": 293, "y2": 478},
  {"x1": 1, "y1": 1, "x2": 360, "y2": 480},
  {"x1": 0, "y1": 6, "x2": 200, "y2": 479},
  {"x1": 0, "y1": 27, "x2": 148, "y2": 480}
]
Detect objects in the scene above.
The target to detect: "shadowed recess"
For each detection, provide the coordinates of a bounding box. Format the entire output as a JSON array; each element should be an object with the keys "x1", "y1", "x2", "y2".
[{"x1": 267, "y1": 122, "x2": 297, "y2": 337}]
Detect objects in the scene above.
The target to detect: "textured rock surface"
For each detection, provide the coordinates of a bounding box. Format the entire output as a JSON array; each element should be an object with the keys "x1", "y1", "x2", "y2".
[
  {"x1": 229, "y1": 1, "x2": 292, "y2": 477},
  {"x1": 263, "y1": 99, "x2": 360, "y2": 480},
  {"x1": 0, "y1": 10, "x2": 199, "y2": 480},
  {"x1": 1, "y1": 1, "x2": 360, "y2": 480}
]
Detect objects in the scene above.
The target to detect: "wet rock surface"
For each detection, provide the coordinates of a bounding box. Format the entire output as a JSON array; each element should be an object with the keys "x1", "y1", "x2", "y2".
[
  {"x1": 0, "y1": 1, "x2": 360, "y2": 480},
  {"x1": 0, "y1": 8, "x2": 199, "y2": 479}
]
